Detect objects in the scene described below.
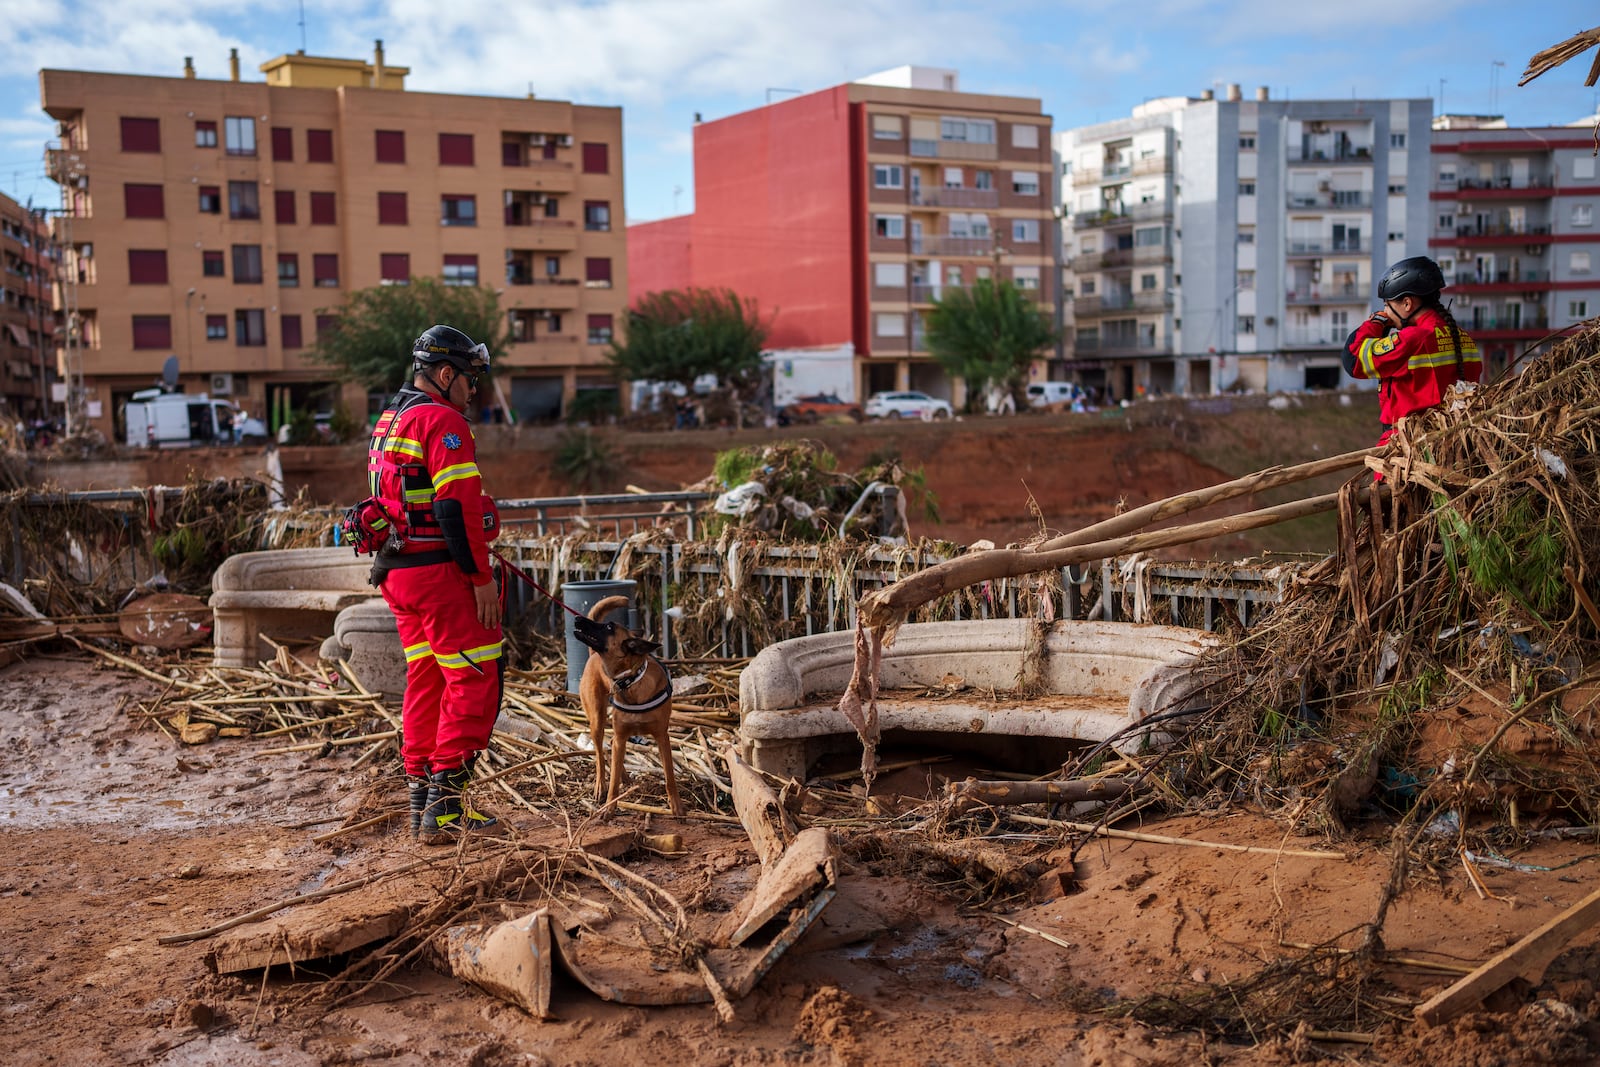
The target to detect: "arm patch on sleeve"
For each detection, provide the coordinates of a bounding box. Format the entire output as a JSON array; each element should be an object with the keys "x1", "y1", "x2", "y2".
[{"x1": 1372, "y1": 336, "x2": 1396, "y2": 356}]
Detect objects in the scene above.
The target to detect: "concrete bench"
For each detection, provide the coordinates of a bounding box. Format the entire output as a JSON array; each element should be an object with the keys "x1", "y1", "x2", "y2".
[
  {"x1": 210, "y1": 547, "x2": 383, "y2": 668},
  {"x1": 737, "y1": 619, "x2": 1212, "y2": 780},
  {"x1": 319, "y1": 598, "x2": 405, "y2": 698}
]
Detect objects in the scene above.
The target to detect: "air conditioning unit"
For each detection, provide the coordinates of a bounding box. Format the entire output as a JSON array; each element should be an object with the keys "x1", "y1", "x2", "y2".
[
  {"x1": 557, "y1": 134, "x2": 574, "y2": 147},
  {"x1": 210, "y1": 372, "x2": 233, "y2": 396},
  {"x1": 1457, "y1": 203, "x2": 1473, "y2": 215}
]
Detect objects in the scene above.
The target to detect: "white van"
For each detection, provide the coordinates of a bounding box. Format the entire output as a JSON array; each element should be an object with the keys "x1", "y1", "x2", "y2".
[
  {"x1": 1026, "y1": 381, "x2": 1082, "y2": 408},
  {"x1": 124, "y1": 389, "x2": 238, "y2": 448}
]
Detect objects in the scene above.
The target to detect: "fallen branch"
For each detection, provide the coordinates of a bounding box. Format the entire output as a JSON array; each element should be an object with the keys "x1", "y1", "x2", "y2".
[
  {"x1": 948, "y1": 775, "x2": 1148, "y2": 813},
  {"x1": 1008, "y1": 813, "x2": 1347, "y2": 860}
]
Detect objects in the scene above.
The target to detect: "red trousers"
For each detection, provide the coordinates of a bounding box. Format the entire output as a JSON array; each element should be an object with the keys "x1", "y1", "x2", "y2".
[{"x1": 380, "y1": 561, "x2": 502, "y2": 776}]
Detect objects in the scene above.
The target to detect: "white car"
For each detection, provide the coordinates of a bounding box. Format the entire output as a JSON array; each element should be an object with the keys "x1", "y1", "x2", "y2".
[{"x1": 864, "y1": 390, "x2": 953, "y2": 420}]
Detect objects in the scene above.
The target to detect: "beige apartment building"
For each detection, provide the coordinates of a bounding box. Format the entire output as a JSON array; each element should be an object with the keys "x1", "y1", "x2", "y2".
[
  {"x1": 41, "y1": 44, "x2": 626, "y2": 440},
  {"x1": 0, "y1": 190, "x2": 55, "y2": 424}
]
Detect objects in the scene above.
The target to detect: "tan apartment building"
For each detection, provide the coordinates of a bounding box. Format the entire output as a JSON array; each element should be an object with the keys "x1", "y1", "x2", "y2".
[
  {"x1": 41, "y1": 43, "x2": 626, "y2": 441},
  {"x1": 0, "y1": 190, "x2": 55, "y2": 424}
]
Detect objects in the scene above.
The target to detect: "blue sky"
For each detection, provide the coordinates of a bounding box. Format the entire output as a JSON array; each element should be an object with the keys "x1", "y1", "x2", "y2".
[{"x1": 0, "y1": 1, "x2": 1595, "y2": 222}]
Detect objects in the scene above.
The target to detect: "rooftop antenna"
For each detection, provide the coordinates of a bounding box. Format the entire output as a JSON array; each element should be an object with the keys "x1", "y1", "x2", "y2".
[{"x1": 298, "y1": 0, "x2": 307, "y2": 52}]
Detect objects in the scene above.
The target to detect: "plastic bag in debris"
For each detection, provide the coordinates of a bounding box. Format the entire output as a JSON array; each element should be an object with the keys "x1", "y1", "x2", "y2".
[
  {"x1": 714, "y1": 481, "x2": 767, "y2": 516},
  {"x1": 780, "y1": 495, "x2": 815, "y2": 520}
]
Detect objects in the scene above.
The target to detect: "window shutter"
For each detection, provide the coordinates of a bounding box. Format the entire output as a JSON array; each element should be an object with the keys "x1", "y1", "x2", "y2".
[
  {"x1": 380, "y1": 253, "x2": 410, "y2": 282},
  {"x1": 585, "y1": 257, "x2": 612, "y2": 284},
  {"x1": 313, "y1": 253, "x2": 339, "y2": 286},
  {"x1": 131, "y1": 315, "x2": 172, "y2": 349},
  {"x1": 281, "y1": 314, "x2": 303, "y2": 349},
  {"x1": 127, "y1": 249, "x2": 167, "y2": 285},
  {"x1": 271, "y1": 127, "x2": 293, "y2": 161},
  {"x1": 120, "y1": 117, "x2": 160, "y2": 153},
  {"x1": 306, "y1": 129, "x2": 334, "y2": 163},
  {"x1": 124, "y1": 184, "x2": 165, "y2": 219},
  {"x1": 375, "y1": 130, "x2": 405, "y2": 164},
  {"x1": 274, "y1": 190, "x2": 296, "y2": 225},
  {"x1": 439, "y1": 133, "x2": 474, "y2": 166},
  {"x1": 377, "y1": 191, "x2": 408, "y2": 225},
  {"x1": 581, "y1": 143, "x2": 608, "y2": 174},
  {"x1": 310, "y1": 192, "x2": 337, "y2": 225}
]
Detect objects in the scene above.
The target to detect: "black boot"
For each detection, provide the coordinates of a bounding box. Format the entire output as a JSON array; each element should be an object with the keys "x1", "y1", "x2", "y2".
[
  {"x1": 421, "y1": 764, "x2": 499, "y2": 843},
  {"x1": 406, "y1": 773, "x2": 431, "y2": 839}
]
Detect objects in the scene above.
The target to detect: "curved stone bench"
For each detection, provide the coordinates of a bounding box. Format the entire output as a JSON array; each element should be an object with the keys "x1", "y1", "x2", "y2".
[
  {"x1": 737, "y1": 619, "x2": 1213, "y2": 780},
  {"x1": 210, "y1": 547, "x2": 382, "y2": 668},
  {"x1": 319, "y1": 598, "x2": 405, "y2": 698}
]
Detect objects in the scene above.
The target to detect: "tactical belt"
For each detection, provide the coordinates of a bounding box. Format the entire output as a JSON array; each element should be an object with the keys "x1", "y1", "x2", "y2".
[{"x1": 371, "y1": 548, "x2": 454, "y2": 586}]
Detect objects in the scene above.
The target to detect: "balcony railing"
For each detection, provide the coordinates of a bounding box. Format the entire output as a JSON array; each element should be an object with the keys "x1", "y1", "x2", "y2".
[
  {"x1": 1438, "y1": 176, "x2": 1556, "y2": 192},
  {"x1": 1454, "y1": 270, "x2": 1550, "y2": 286},
  {"x1": 1290, "y1": 146, "x2": 1373, "y2": 163},
  {"x1": 1281, "y1": 330, "x2": 1345, "y2": 348},
  {"x1": 1469, "y1": 313, "x2": 1551, "y2": 331},
  {"x1": 1072, "y1": 209, "x2": 1128, "y2": 230},
  {"x1": 911, "y1": 187, "x2": 999, "y2": 209},
  {"x1": 1284, "y1": 284, "x2": 1363, "y2": 305},
  {"x1": 911, "y1": 234, "x2": 994, "y2": 256},
  {"x1": 1446, "y1": 223, "x2": 1552, "y2": 238},
  {"x1": 1288, "y1": 239, "x2": 1365, "y2": 255},
  {"x1": 1287, "y1": 191, "x2": 1373, "y2": 209}
]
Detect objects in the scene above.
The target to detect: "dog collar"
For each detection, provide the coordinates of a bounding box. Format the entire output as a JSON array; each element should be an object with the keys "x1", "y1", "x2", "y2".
[{"x1": 609, "y1": 658, "x2": 672, "y2": 714}]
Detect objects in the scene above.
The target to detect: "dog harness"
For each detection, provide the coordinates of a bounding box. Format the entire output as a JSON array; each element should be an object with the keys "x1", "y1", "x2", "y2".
[{"x1": 608, "y1": 657, "x2": 673, "y2": 714}]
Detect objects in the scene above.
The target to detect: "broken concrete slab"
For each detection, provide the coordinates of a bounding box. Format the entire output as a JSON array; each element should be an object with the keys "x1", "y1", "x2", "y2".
[{"x1": 445, "y1": 909, "x2": 555, "y2": 1018}]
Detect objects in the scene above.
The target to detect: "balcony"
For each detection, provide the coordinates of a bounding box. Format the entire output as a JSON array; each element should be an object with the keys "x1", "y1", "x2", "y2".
[
  {"x1": 1281, "y1": 330, "x2": 1346, "y2": 349},
  {"x1": 1132, "y1": 156, "x2": 1169, "y2": 177},
  {"x1": 1072, "y1": 209, "x2": 1133, "y2": 230},
  {"x1": 911, "y1": 187, "x2": 999, "y2": 209},
  {"x1": 1284, "y1": 284, "x2": 1363, "y2": 305},
  {"x1": 1287, "y1": 191, "x2": 1373, "y2": 210},
  {"x1": 1467, "y1": 312, "x2": 1552, "y2": 339},
  {"x1": 911, "y1": 283, "x2": 967, "y2": 303},
  {"x1": 1290, "y1": 145, "x2": 1373, "y2": 164},
  {"x1": 911, "y1": 234, "x2": 993, "y2": 257},
  {"x1": 1288, "y1": 239, "x2": 1365, "y2": 256},
  {"x1": 1430, "y1": 176, "x2": 1556, "y2": 199},
  {"x1": 1430, "y1": 223, "x2": 1553, "y2": 248},
  {"x1": 908, "y1": 139, "x2": 997, "y2": 161},
  {"x1": 1452, "y1": 269, "x2": 1551, "y2": 290},
  {"x1": 1099, "y1": 248, "x2": 1134, "y2": 269},
  {"x1": 1132, "y1": 243, "x2": 1173, "y2": 265}
]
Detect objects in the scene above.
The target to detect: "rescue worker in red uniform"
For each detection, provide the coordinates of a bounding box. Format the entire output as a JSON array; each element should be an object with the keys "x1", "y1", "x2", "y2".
[
  {"x1": 1343, "y1": 256, "x2": 1482, "y2": 448},
  {"x1": 367, "y1": 325, "x2": 503, "y2": 843}
]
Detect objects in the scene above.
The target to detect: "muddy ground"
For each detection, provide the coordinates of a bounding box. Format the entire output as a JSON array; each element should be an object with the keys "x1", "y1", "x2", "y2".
[{"x1": 7, "y1": 652, "x2": 1600, "y2": 1066}]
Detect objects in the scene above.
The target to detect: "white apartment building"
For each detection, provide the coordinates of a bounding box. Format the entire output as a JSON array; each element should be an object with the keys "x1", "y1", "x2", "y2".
[{"x1": 1056, "y1": 86, "x2": 1433, "y2": 400}]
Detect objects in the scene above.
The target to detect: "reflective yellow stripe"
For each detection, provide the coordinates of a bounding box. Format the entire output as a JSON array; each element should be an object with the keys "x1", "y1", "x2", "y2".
[
  {"x1": 404, "y1": 641, "x2": 433, "y2": 663},
  {"x1": 436, "y1": 641, "x2": 503, "y2": 670},
  {"x1": 402, "y1": 487, "x2": 435, "y2": 503},
  {"x1": 389, "y1": 437, "x2": 425, "y2": 460},
  {"x1": 1408, "y1": 348, "x2": 1482, "y2": 370},
  {"x1": 1356, "y1": 335, "x2": 1393, "y2": 377},
  {"x1": 432, "y1": 462, "x2": 480, "y2": 489}
]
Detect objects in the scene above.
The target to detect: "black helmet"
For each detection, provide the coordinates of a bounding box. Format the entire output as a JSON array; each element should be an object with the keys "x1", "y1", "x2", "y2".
[
  {"x1": 411, "y1": 324, "x2": 490, "y2": 375},
  {"x1": 1377, "y1": 256, "x2": 1446, "y2": 301}
]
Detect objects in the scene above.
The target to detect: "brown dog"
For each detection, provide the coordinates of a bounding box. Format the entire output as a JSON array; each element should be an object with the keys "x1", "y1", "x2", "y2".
[{"x1": 573, "y1": 595, "x2": 682, "y2": 816}]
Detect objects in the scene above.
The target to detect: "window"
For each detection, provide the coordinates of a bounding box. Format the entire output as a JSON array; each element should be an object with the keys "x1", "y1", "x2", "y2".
[
  {"x1": 946, "y1": 265, "x2": 963, "y2": 285},
  {"x1": 872, "y1": 114, "x2": 903, "y2": 140},
  {"x1": 1134, "y1": 225, "x2": 1164, "y2": 247},
  {"x1": 439, "y1": 132, "x2": 475, "y2": 166},
  {"x1": 1570, "y1": 300, "x2": 1590, "y2": 318},
  {"x1": 443, "y1": 254, "x2": 478, "y2": 286},
  {"x1": 544, "y1": 197, "x2": 560, "y2": 218},
  {"x1": 1574, "y1": 204, "x2": 1593, "y2": 227},
  {"x1": 585, "y1": 257, "x2": 612, "y2": 288},
  {"x1": 277, "y1": 254, "x2": 299, "y2": 287},
  {"x1": 1012, "y1": 218, "x2": 1040, "y2": 243},
  {"x1": 1011, "y1": 123, "x2": 1039, "y2": 149},
  {"x1": 306, "y1": 129, "x2": 333, "y2": 163},
  {"x1": 441, "y1": 194, "x2": 477, "y2": 226},
  {"x1": 1237, "y1": 227, "x2": 1255, "y2": 244},
  {"x1": 270, "y1": 127, "x2": 293, "y2": 162},
  {"x1": 202, "y1": 250, "x2": 224, "y2": 277},
  {"x1": 309, "y1": 191, "x2": 337, "y2": 225},
  {"x1": 1236, "y1": 269, "x2": 1255, "y2": 290},
  {"x1": 228, "y1": 181, "x2": 259, "y2": 220},
  {"x1": 274, "y1": 190, "x2": 295, "y2": 225},
  {"x1": 1080, "y1": 278, "x2": 1096, "y2": 295},
  {"x1": 231, "y1": 244, "x2": 263, "y2": 284},
  {"x1": 587, "y1": 313, "x2": 614, "y2": 344},
  {"x1": 313, "y1": 253, "x2": 339, "y2": 287},
  {"x1": 378, "y1": 191, "x2": 408, "y2": 225},
  {"x1": 1012, "y1": 171, "x2": 1040, "y2": 195},
  {"x1": 124, "y1": 249, "x2": 166, "y2": 285},
  {"x1": 1390, "y1": 132, "x2": 1406, "y2": 148},
  {"x1": 225, "y1": 116, "x2": 255, "y2": 156},
  {"x1": 581, "y1": 142, "x2": 609, "y2": 173},
  {"x1": 316, "y1": 314, "x2": 339, "y2": 342},
  {"x1": 873, "y1": 164, "x2": 903, "y2": 189},
  {"x1": 198, "y1": 185, "x2": 220, "y2": 214},
  {"x1": 1012, "y1": 265, "x2": 1040, "y2": 290},
  {"x1": 1140, "y1": 272, "x2": 1158, "y2": 291},
  {"x1": 974, "y1": 170, "x2": 993, "y2": 191},
  {"x1": 281, "y1": 314, "x2": 303, "y2": 349},
  {"x1": 1388, "y1": 182, "x2": 1406, "y2": 195},
  {"x1": 124, "y1": 183, "x2": 164, "y2": 219},
  {"x1": 545, "y1": 256, "x2": 561, "y2": 276},
  {"x1": 205, "y1": 315, "x2": 227, "y2": 340},
  {"x1": 1572, "y1": 251, "x2": 1592, "y2": 273},
  {"x1": 1238, "y1": 181, "x2": 1256, "y2": 196},
  {"x1": 874, "y1": 262, "x2": 906, "y2": 287},
  {"x1": 131, "y1": 315, "x2": 171, "y2": 349},
  {"x1": 547, "y1": 313, "x2": 563, "y2": 333},
  {"x1": 120, "y1": 117, "x2": 160, "y2": 152},
  {"x1": 1387, "y1": 231, "x2": 1404, "y2": 241},
  {"x1": 1238, "y1": 135, "x2": 1256, "y2": 151},
  {"x1": 874, "y1": 214, "x2": 905, "y2": 239},
  {"x1": 944, "y1": 167, "x2": 963, "y2": 188},
  {"x1": 584, "y1": 200, "x2": 611, "y2": 231},
  {"x1": 1439, "y1": 166, "x2": 1457, "y2": 184},
  {"x1": 1237, "y1": 314, "x2": 1256, "y2": 335},
  {"x1": 380, "y1": 253, "x2": 410, "y2": 284},
  {"x1": 375, "y1": 130, "x2": 406, "y2": 164},
  {"x1": 940, "y1": 117, "x2": 995, "y2": 143},
  {"x1": 194, "y1": 120, "x2": 217, "y2": 148},
  {"x1": 1576, "y1": 157, "x2": 1597, "y2": 181},
  {"x1": 235, "y1": 309, "x2": 266, "y2": 346},
  {"x1": 876, "y1": 312, "x2": 907, "y2": 337},
  {"x1": 1438, "y1": 213, "x2": 1455, "y2": 229}
]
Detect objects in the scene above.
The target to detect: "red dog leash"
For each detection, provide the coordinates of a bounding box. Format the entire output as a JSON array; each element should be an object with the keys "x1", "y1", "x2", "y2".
[{"x1": 491, "y1": 548, "x2": 585, "y2": 619}]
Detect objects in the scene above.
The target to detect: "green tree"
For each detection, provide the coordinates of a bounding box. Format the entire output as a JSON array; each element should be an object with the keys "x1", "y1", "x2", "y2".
[
  {"x1": 307, "y1": 277, "x2": 509, "y2": 394},
  {"x1": 925, "y1": 279, "x2": 1060, "y2": 413},
  {"x1": 606, "y1": 288, "x2": 770, "y2": 421}
]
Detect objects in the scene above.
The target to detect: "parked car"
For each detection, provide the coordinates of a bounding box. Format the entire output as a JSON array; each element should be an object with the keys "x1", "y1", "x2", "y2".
[
  {"x1": 863, "y1": 390, "x2": 953, "y2": 420},
  {"x1": 1026, "y1": 381, "x2": 1085, "y2": 409},
  {"x1": 778, "y1": 394, "x2": 863, "y2": 425}
]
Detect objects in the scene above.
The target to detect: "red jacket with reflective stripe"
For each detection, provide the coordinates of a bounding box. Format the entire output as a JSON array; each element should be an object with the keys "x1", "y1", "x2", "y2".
[
  {"x1": 1343, "y1": 307, "x2": 1482, "y2": 430},
  {"x1": 367, "y1": 386, "x2": 493, "y2": 584}
]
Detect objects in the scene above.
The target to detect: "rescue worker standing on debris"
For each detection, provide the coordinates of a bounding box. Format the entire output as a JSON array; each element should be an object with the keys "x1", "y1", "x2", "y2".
[
  {"x1": 1343, "y1": 256, "x2": 1482, "y2": 448},
  {"x1": 368, "y1": 325, "x2": 503, "y2": 844}
]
